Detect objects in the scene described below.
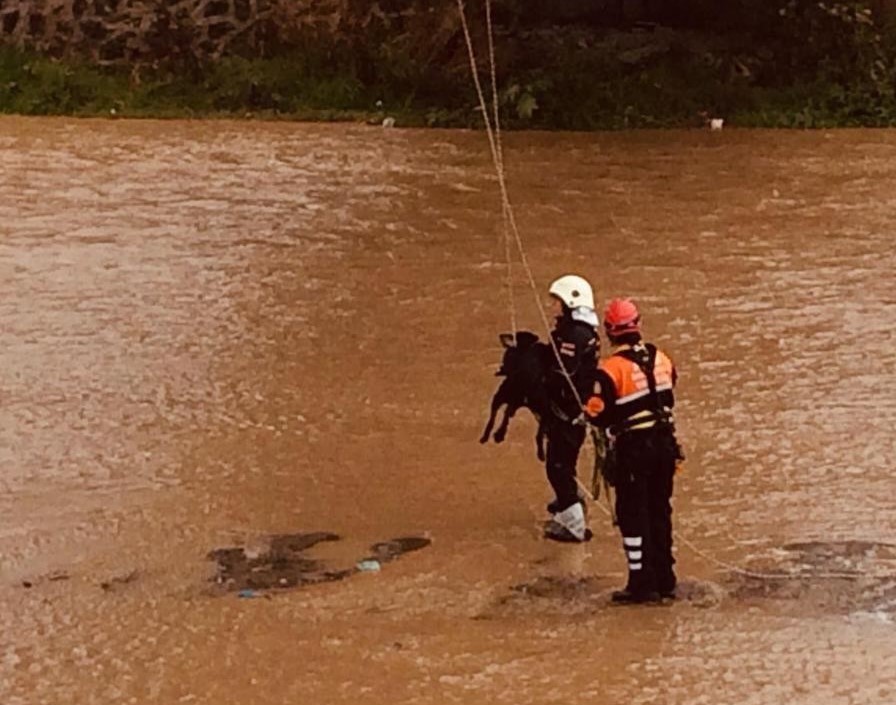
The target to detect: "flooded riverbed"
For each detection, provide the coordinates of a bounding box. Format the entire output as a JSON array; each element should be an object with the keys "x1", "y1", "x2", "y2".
[{"x1": 1, "y1": 116, "x2": 895, "y2": 704}]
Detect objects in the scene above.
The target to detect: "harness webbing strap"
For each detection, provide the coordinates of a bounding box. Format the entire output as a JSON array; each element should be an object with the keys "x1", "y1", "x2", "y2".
[
  {"x1": 619, "y1": 344, "x2": 659, "y2": 403},
  {"x1": 611, "y1": 344, "x2": 672, "y2": 435}
]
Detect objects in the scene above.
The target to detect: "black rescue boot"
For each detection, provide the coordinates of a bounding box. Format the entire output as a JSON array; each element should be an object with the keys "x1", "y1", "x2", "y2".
[
  {"x1": 659, "y1": 586, "x2": 677, "y2": 600},
  {"x1": 657, "y1": 571, "x2": 677, "y2": 601},
  {"x1": 610, "y1": 588, "x2": 662, "y2": 604}
]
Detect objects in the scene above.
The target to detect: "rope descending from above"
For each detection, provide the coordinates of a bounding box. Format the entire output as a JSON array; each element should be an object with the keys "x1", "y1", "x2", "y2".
[
  {"x1": 454, "y1": 0, "x2": 869, "y2": 584},
  {"x1": 455, "y1": 0, "x2": 606, "y2": 510},
  {"x1": 484, "y1": 0, "x2": 516, "y2": 338},
  {"x1": 455, "y1": 0, "x2": 587, "y2": 411}
]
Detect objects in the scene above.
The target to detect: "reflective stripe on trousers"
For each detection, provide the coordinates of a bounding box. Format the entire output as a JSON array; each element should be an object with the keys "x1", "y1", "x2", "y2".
[{"x1": 623, "y1": 536, "x2": 643, "y2": 571}]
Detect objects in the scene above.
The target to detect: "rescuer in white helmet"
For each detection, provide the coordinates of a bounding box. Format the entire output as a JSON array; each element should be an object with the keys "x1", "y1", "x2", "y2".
[{"x1": 542, "y1": 274, "x2": 599, "y2": 543}]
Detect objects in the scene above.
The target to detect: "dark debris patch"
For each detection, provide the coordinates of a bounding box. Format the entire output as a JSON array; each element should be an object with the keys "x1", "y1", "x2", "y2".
[
  {"x1": 208, "y1": 532, "x2": 431, "y2": 594},
  {"x1": 20, "y1": 571, "x2": 70, "y2": 589},
  {"x1": 510, "y1": 575, "x2": 601, "y2": 600},
  {"x1": 486, "y1": 575, "x2": 608, "y2": 617},
  {"x1": 727, "y1": 541, "x2": 896, "y2": 617},
  {"x1": 100, "y1": 570, "x2": 139, "y2": 592},
  {"x1": 366, "y1": 537, "x2": 432, "y2": 564}
]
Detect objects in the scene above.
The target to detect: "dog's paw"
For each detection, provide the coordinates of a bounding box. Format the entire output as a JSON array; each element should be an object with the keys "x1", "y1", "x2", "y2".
[{"x1": 493, "y1": 432, "x2": 506, "y2": 444}]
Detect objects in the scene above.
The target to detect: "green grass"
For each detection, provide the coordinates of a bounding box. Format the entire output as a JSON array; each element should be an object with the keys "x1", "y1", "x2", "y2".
[
  {"x1": 2, "y1": 36, "x2": 896, "y2": 129},
  {"x1": 0, "y1": 48, "x2": 386, "y2": 123}
]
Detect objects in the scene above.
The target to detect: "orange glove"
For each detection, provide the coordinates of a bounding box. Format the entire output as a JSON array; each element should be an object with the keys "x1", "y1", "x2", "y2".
[{"x1": 584, "y1": 396, "x2": 605, "y2": 417}]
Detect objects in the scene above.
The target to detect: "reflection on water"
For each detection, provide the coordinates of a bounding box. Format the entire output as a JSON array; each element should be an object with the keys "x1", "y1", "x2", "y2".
[{"x1": 1, "y1": 117, "x2": 895, "y2": 704}]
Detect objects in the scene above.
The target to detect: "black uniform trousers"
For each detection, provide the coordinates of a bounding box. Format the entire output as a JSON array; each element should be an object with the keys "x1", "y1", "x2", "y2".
[
  {"x1": 612, "y1": 427, "x2": 677, "y2": 595},
  {"x1": 545, "y1": 418, "x2": 586, "y2": 512}
]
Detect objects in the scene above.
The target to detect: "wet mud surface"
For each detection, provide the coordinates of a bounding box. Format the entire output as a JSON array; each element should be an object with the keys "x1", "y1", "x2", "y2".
[
  {"x1": 208, "y1": 532, "x2": 431, "y2": 592},
  {"x1": 482, "y1": 576, "x2": 724, "y2": 618},
  {"x1": 730, "y1": 541, "x2": 896, "y2": 618},
  {"x1": 481, "y1": 541, "x2": 896, "y2": 621},
  {"x1": 2, "y1": 118, "x2": 895, "y2": 705}
]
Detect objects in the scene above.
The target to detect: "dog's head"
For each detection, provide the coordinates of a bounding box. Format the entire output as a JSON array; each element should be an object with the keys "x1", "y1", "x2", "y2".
[
  {"x1": 499, "y1": 331, "x2": 539, "y2": 350},
  {"x1": 496, "y1": 331, "x2": 540, "y2": 376}
]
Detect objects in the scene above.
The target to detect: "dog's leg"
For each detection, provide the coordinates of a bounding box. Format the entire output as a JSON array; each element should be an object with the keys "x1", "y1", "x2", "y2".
[
  {"x1": 493, "y1": 404, "x2": 517, "y2": 443},
  {"x1": 480, "y1": 399, "x2": 501, "y2": 444},
  {"x1": 536, "y1": 418, "x2": 546, "y2": 461}
]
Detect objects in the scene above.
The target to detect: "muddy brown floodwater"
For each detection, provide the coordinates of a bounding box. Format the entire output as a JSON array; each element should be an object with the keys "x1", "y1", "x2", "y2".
[{"x1": 1, "y1": 116, "x2": 895, "y2": 705}]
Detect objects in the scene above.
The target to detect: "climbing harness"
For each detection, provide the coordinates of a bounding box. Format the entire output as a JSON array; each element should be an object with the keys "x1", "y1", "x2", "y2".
[
  {"x1": 607, "y1": 344, "x2": 675, "y2": 436},
  {"x1": 589, "y1": 427, "x2": 616, "y2": 512}
]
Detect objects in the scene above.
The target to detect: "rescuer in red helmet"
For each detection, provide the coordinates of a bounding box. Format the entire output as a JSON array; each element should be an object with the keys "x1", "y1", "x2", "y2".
[{"x1": 584, "y1": 298, "x2": 682, "y2": 603}]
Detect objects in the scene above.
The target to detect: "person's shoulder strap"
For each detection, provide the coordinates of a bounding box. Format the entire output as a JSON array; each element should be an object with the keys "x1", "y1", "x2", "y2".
[{"x1": 614, "y1": 343, "x2": 659, "y2": 399}]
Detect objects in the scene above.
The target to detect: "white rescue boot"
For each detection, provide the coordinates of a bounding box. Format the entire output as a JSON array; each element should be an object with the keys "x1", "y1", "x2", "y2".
[{"x1": 544, "y1": 502, "x2": 592, "y2": 543}]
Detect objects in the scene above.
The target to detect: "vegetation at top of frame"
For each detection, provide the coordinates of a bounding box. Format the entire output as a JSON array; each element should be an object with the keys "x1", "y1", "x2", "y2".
[{"x1": 1, "y1": 0, "x2": 896, "y2": 128}]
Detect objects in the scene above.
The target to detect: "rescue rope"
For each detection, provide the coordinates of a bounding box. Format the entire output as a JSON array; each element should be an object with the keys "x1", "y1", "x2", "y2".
[
  {"x1": 456, "y1": 0, "x2": 611, "y2": 515},
  {"x1": 484, "y1": 0, "x2": 517, "y2": 337},
  {"x1": 457, "y1": 0, "x2": 516, "y2": 336},
  {"x1": 585, "y1": 497, "x2": 871, "y2": 581},
  {"x1": 457, "y1": 0, "x2": 875, "y2": 584},
  {"x1": 456, "y1": 0, "x2": 589, "y2": 409}
]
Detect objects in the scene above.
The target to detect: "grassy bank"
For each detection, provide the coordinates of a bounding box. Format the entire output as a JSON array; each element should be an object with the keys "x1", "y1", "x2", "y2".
[
  {"x1": 3, "y1": 16, "x2": 896, "y2": 129},
  {"x1": 0, "y1": 47, "x2": 381, "y2": 123}
]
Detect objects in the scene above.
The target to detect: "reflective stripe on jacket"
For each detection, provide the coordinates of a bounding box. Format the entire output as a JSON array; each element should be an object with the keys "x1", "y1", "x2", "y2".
[
  {"x1": 547, "y1": 315, "x2": 598, "y2": 421},
  {"x1": 586, "y1": 342, "x2": 676, "y2": 434}
]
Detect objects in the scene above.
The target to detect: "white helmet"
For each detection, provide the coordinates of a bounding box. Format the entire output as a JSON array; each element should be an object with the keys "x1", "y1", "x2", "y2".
[{"x1": 549, "y1": 274, "x2": 595, "y2": 310}]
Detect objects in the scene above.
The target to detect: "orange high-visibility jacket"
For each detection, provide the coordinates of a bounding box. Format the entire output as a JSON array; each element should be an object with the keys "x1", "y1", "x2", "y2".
[{"x1": 585, "y1": 342, "x2": 676, "y2": 434}]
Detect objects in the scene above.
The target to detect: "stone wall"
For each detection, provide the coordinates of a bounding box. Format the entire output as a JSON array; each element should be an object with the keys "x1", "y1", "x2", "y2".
[
  {"x1": 0, "y1": 0, "x2": 281, "y2": 64},
  {"x1": 2, "y1": 0, "x2": 895, "y2": 68},
  {"x1": 0, "y1": 0, "x2": 447, "y2": 66}
]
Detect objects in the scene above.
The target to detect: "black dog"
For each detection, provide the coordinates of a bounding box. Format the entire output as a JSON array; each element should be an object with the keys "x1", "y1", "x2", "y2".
[{"x1": 480, "y1": 331, "x2": 551, "y2": 460}]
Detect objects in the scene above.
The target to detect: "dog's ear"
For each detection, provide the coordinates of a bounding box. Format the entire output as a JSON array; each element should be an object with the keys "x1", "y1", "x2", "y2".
[
  {"x1": 499, "y1": 333, "x2": 515, "y2": 349},
  {"x1": 516, "y1": 331, "x2": 539, "y2": 347}
]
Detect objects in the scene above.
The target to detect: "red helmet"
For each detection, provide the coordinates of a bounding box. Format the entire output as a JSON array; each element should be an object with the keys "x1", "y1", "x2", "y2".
[{"x1": 603, "y1": 298, "x2": 641, "y2": 336}]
